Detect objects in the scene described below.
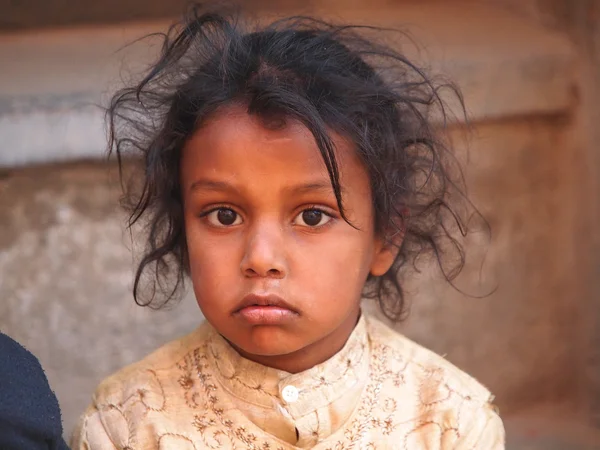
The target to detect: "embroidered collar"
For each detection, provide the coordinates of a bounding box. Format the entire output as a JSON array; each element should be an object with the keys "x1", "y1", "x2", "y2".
[{"x1": 206, "y1": 314, "x2": 370, "y2": 421}]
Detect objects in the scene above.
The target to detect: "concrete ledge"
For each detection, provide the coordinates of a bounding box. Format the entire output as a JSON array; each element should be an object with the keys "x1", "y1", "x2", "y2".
[
  {"x1": 0, "y1": 95, "x2": 104, "y2": 167},
  {"x1": 0, "y1": 2, "x2": 577, "y2": 167}
]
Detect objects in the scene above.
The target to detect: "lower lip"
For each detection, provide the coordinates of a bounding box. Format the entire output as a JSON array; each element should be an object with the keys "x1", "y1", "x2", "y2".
[{"x1": 235, "y1": 306, "x2": 298, "y2": 325}]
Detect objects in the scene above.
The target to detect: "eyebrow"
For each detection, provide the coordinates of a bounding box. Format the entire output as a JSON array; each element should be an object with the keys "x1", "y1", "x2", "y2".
[
  {"x1": 189, "y1": 179, "x2": 236, "y2": 193},
  {"x1": 189, "y1": 179, "x2": 335, "y2": 195},
  {"x1": 285, "y1": 182, "x2": 334, "y2": 195}
]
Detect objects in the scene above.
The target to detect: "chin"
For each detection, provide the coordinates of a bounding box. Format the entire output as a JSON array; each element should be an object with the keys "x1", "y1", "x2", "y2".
[
  {"x1": 237, "y1": 327, "x2": 305, "y2": 357},
  {"x1": 239, "y1": 344, "x2": 295, "y2": 357}
]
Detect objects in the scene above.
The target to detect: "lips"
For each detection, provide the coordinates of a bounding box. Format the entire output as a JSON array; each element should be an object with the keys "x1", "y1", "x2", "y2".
[
  {"x1": 233, "y1": 294, "x2": 299, "y2": 325},
  {"x1": 235, "y1": 294, "x2": 298, "y2": 314}
]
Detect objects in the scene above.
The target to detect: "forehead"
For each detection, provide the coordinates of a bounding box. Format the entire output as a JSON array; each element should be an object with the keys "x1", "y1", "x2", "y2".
[
  {"x1": 188, "y1": 105, "x2": 324, "y2": 157},
  {"x1": 181, "y1": 105, "x2": 364, "y2": 187}
]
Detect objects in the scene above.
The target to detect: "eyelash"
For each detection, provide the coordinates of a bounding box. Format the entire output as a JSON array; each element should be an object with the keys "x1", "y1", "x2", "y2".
[
  {"x1": 198, "y1": 205, "x2": 228, "y2": 217},
  {"x1": 295, "y1": 206, "x2": 336, "y2": 228},
  {"x1": 198, "y1": 205, "x2": 240, "y2": 222},
  {"x1": 197, "y1": 205, "x2": 337, "y2": 228}
]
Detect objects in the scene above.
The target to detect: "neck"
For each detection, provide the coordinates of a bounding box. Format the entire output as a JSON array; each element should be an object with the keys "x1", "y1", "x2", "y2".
[{"x1": 230, "y1": 308, "x2": 361, "y2": 373}]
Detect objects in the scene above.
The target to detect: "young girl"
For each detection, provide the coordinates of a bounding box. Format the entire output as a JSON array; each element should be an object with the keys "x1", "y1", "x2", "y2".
[{"x1": 72, "y1": 5, "x2": 505, "y2": 449}]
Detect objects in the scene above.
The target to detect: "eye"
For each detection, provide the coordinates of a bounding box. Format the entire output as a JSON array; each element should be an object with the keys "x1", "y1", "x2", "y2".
[
  {"x1": 204, "y1": 208, "x2": 242, "y2": 227},
  {"x1": 294, "y1": 209, "x2": 332, "y2": 227}
]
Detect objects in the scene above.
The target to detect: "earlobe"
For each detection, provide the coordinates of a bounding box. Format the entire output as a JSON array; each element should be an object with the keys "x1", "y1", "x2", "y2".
[{"x1": 370, "y1": 240, "x2": 400, "y2": 276}]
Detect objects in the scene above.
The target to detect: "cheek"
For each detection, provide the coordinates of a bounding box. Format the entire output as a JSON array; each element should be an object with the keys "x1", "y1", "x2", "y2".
[
  {"x1": 297, "y1": 228, "x2": 375, "y2": 295},
  {"x1": 184, "y1": 221, "x2": 239, "y2": 289},
  {"x1": 186, "y1": 243, "x2": 240, "y2": 317}
]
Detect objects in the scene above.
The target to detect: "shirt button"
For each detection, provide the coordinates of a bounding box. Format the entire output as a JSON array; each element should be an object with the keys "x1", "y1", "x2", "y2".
[{"x1": 281, "y1": 385, "x2": 299, "y2": 403}]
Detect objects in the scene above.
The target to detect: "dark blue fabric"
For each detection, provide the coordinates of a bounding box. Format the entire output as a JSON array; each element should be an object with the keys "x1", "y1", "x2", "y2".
[{"x1": 0, "y1": 332, "x2": 70, "y2": 450}]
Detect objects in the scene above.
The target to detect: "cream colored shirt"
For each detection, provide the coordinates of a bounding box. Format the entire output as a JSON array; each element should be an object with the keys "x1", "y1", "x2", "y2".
[{"x1": 71, "y1": 314, "x2": 505, "y2": 449}]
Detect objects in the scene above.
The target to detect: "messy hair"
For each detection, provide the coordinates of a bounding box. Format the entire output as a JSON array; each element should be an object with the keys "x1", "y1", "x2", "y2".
[{"x1": 110, "y1": 4, "x2": 477, "y2": 321}]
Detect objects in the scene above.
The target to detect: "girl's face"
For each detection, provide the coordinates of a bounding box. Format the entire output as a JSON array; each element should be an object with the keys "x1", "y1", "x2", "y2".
[{"x1": 181, "y1": 105, "x2": 396, "y2": 373}]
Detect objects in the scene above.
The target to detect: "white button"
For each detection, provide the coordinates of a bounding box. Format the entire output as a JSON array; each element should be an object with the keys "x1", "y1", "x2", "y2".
[{"x1": 281, "y1": 385, "x2": 299, "y2": 403}]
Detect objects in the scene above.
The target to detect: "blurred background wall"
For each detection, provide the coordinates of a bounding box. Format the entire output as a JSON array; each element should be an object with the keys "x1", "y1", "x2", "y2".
[{"x1": 1, "y1": 0, "x2": 599, "y2": 448}]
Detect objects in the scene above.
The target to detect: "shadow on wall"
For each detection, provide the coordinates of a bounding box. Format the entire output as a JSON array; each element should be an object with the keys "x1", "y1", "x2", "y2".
[{"x1": 0, "y1": 0, "x2": 190, "y2": 30}]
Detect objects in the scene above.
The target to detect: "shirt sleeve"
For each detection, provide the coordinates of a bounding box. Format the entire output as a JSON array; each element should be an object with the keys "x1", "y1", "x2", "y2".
[
  {"x1": 455, "y1": 402, "x2": 506, "y2": 449},
  {"x1": 70, "y1": 406, "x2": 119, "y2": 450}
]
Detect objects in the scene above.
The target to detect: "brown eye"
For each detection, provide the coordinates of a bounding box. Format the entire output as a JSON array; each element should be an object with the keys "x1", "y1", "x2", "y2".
[
  {"x1": 205, "y1": 208, "x2": 242, "y2": 227},
  {"x1": 293, "y1": 209, "x2": 331, "y2": 227},
  {"x1": 218, "y1": 209, "x2": 237, "y2": 225},
  {"x1": 302, "y1": 210, "x2": 322, "y2": 226}
]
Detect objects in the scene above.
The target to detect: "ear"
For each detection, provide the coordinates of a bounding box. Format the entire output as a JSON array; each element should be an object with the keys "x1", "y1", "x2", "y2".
[
  {"x1": 370, "y1": 210, "x2": 406, "y2": 276},
  {"x1": 370, "y1": 231, "x2": 403, "y2": 276}
]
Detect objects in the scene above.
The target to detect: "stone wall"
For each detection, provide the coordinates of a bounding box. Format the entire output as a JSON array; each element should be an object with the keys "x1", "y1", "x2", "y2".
[
  {"x1": 497, "y1": 0, "x2": 600, "y2": 427},
  {"x1": 0, "y1": 0, "x2": 595, "y2": 438},
  {"x1": 0, "y1": 162, "x2": 201, "y2": 434},
  {"x1": 567, "y1": 0, "x2": 600, "y2": 428},
  {"x1": 398, "y1": 115, "x2": 585, "y2": 411}
]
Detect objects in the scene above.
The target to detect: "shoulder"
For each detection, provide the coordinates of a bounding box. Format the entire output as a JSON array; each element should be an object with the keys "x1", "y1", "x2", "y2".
[
  {"x1": 0, "y1": 332, "x2": 46, "y2": 381},
  {"x1": 0, "y1": 332, "x2": 59, "y2": 415},
  {"x1": 71, "y1": 323, "x2": 212, "y2": 450},
  {"x1": 0, "y1": 333, "x2": 69, "y2": 450},
  {"x1": 94, "y1": 323, "x2": 210, "y2": 402},
  {"x1": 365, "y1": 315, "x2": 492, "y2": 403},
  {"x1": 364, "y1": 315, "x2": 505, "y2": 448}
]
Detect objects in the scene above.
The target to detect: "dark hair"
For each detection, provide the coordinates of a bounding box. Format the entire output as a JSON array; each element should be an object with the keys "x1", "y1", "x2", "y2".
[{"x1": 110, "y1": 4, "x2": 479, "y2": 321}]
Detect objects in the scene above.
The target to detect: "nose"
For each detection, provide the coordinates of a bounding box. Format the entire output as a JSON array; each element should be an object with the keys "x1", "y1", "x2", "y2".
[{"x1": 240, "y1": 222, "x2": 287, "y2": 279}]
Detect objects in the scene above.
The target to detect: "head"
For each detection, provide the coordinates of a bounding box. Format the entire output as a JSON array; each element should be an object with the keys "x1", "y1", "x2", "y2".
[{"x1": 111, "y1": 6, "x2": 472, "y2": 370}]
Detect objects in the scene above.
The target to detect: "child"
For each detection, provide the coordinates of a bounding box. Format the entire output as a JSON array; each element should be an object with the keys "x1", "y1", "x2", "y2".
[{"x1": 72, "y1": 5, "x2": 505, "y2": 449}]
